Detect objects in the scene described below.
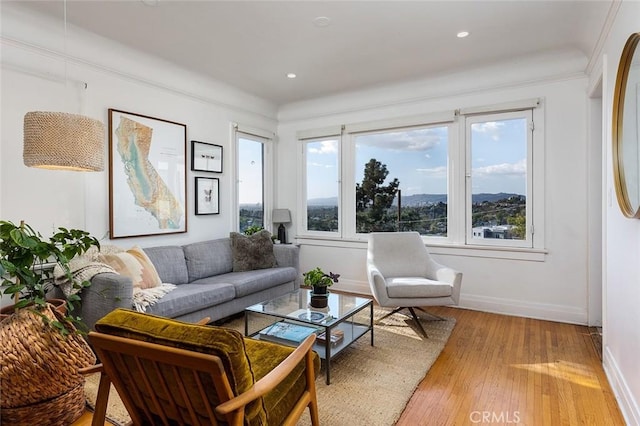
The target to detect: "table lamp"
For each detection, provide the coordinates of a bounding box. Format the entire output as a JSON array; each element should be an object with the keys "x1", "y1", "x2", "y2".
[{"x1": 272, "y1": 209, "x2": 291, "y2": 244}]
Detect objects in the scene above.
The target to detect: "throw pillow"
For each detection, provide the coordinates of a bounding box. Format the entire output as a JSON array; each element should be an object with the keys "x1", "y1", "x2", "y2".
[
  {"x1": 230, "y1": 230, "x2": 277, "y2": 272},
  {"x1": 98, "y1": 246, "x2": 163, "y2": 289}
]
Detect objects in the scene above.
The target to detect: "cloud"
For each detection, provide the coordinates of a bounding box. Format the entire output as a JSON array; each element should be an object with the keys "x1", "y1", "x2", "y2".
[
  {"x1": 308, "y1": 162, "x2": 334, "y2": 169},
  {"x1": 473, "y1": 159, "x2": 526, "y2": 177},
  {"x1": 308, "y1": 140, "x2": 338, "y2": 154},
  {"x1": 416, "y1": 166, "x2": 447, "y2": 177},
  {"x1": 472, "y1": 121, "x2": 505, "y2": 141},
  {"x1": 357, "y1": 128, "x2": 445, "y2": 152}
]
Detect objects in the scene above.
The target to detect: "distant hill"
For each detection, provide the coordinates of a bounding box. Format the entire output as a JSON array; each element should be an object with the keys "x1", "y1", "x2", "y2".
[
  {"x1": 307, "y1": 197, "x2": 339, "y2": 206},
  {"x1": 397, "y1": 193, "x2": 447, "y2": 206},
  {"x1": 471, "y1": 193, "x2": 523, "y2": 203},
  {"x1": 306, "y1": 192, "x2": 522, "y2": 207}
]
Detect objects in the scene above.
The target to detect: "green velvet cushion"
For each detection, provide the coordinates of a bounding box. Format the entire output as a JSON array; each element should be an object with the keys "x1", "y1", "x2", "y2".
[
  {"x1": 243, "y1": 338, "x2": 320, "y2": 425},
  {"x1": 94, "y1": 309, "x2": 267, "y2": 425}
]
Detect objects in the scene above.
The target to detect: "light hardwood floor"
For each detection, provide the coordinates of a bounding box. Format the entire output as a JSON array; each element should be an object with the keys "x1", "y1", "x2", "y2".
[
  {"x1": 74, "y1": 306, "x2": 624, "y2": 426},
  {"x1": 396, "y1": 306, "x2": 625, "y2": 426}
]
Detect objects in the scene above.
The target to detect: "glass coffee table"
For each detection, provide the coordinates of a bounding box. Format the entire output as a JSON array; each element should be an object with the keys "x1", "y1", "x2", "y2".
[{"x1": 245, "y1": 289, "x2": 373, "y2": 384}]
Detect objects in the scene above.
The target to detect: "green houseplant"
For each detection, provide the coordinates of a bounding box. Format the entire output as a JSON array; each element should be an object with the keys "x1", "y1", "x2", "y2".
[
  {"x1": 303, "y1": 267, "x2": 340, "y2": 295},
  {"x1": 0, "y1": 219, "x2": 100, "y2": 332},
  {"x1": 0, "y1": 220, "x2": 101, "y2": 425}
]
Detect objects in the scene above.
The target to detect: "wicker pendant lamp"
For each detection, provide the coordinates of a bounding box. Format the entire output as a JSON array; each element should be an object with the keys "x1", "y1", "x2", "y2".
[
  {"x1": 22, "y1": 0, "x2": 104, "y2": 172},
  {"x1": 23, "y1": 111, "x2": 105, "y2": 171}
]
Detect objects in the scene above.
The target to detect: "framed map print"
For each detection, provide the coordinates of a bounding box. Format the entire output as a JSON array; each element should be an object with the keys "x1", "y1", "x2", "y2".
[
  {"x1": 195, "y1": 177, "x2": 219, "y2": 215},
  {"x1": 108, "y1": 109, "x2": 187, "y2": 238},
  {"x1": 191, "y1": 140, "x2": 223, "y2": 173}
]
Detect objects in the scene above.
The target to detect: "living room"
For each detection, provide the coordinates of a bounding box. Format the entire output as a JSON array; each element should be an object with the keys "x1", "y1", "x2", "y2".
[{"x1": 1, "y1": 1, "x2": 638, "y2": 425}]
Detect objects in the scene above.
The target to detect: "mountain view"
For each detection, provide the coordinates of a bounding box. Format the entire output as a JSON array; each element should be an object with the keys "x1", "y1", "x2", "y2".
[{"x1": 307, "y1": 192, "x2": 522, "y2": 207}]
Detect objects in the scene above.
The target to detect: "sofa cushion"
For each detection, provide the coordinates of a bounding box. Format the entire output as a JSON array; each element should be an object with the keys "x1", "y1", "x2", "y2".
[
  {"x1": 145, "y1": 283, "x2": 236, "y2": 318},
  {"x1": 183, "y1": 239, "x2": 233, "y2": 281},
  {"x1": 97, "y1": 246, "x2": 162, "y2": 290},
  {"x1": 230, "y1": 230, "x2": 277, "y2": 272},
  {"x1": 194, "y1": 267, "x2": 297, "y2": 298},
  {"x1": 94, "y1": 309, "x2": 266, "y2": 425},
  {"x1": 143, "y1": 246, "x2": 189, "y2": 285}
]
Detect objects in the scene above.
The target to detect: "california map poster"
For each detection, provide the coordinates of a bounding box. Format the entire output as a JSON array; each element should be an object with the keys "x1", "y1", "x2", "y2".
[{"x1": 108, "y1": 109, "x2": 187, "y2": 238}]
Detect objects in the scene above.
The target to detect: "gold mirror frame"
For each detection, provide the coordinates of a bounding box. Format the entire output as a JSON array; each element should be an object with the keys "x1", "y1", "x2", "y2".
[{"x1": 613, "y1": 32, "x2": 640, "y2": 218}]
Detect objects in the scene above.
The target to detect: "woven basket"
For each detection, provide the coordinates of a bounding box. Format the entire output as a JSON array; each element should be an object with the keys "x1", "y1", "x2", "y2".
[
  {"x1": 1, "y1": 382, "x2": 86, "y2": 426},
  {"x1": 0, "y1": 303, "x2": 96, "y2": 425}
]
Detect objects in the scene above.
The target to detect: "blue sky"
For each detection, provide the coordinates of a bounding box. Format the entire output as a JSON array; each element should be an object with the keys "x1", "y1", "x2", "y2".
[
  {"x1": 243, "y1": 118, "x2": 527, "y2": 203},
  {"x1": 305, "y1": 119, "x2": 527, "y2": 201},
  {"x1": 238, "y1": 137, "x2": 264, "y2": 204}
]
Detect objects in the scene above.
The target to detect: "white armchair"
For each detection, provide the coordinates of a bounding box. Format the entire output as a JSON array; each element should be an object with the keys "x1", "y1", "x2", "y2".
[{"x1": 366, "y1": 232, "x2": 462, "y2": 337}]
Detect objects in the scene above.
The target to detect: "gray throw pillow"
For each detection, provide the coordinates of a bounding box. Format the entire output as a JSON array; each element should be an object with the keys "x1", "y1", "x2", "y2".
[{"x1": 230, "y1": 230, "x2": 277, "y2": 272}]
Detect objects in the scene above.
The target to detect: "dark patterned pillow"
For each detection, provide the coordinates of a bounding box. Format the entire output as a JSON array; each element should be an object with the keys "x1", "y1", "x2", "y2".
[{"x1": 230, "y1": 230, "x2": 277, "y2": 272}]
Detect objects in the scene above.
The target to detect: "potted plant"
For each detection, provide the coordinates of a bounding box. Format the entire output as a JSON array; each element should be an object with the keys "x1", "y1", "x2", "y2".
[
  {"x1": 0, "y1": 220, "x2": 101, "y2": 425},
  {"x1": 303, "y1": 267, "x2": 340, "y2": 295},
  {"x1": 0, "y1": 219, "x2": 100, "y2": 332},
  {"x1": 244, "y1": 225, "x2": 279, "y2": 243}
]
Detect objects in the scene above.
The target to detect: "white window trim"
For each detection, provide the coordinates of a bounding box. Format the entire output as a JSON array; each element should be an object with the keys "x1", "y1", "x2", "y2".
[
  {"x1": 298, "y1": 134, "x2": 342, "y2": 237},
  {"x1": 463, "y1": 110, "x2": 533, "y2": 248},
  {"x1": 232, "y1": 123, "x2": 275, "y2": 233},
  {"x1": 293, "y1": 98, "x2": 546, "y2": 257},
  {"x1": 345, "y1": 121, "x2": 457, "y2": 243}
]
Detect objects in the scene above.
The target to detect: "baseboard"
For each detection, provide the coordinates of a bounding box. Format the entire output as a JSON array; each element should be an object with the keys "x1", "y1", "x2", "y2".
[
  {"x1": 333, "y1": 279, "x2": 372, "y2": 296},
  {"x1": 603, "y1": 345, "x2": 640, "y2": 426},
  {"x1": 460, "y1": 294, "x2": 587, "y2": 324},
  {"x1": 336, "y1": 281, "x2": 587, "y2": 324}
]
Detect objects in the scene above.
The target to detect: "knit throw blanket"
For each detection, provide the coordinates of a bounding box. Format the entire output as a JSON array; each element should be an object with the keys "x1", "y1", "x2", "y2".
[{"x1": 53, "y1": 245, "x2": 176, "y2": 313}]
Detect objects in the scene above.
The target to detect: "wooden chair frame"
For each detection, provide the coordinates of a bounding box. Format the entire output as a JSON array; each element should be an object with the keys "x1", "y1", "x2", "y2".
[{"x1": 84, "y1": 330, "x2": 319, "y2": 426}]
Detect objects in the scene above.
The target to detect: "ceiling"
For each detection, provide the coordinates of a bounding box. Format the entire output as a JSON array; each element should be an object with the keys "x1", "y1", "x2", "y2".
[{"x1": 15, "y1": 1, "x2": 613, "y2": 106}]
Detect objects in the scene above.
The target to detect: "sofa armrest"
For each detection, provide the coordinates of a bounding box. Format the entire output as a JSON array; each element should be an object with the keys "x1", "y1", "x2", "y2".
[
  {"x1": 80, "y1": 273, "x2": 133, "y2": 332},
  {"x1": 273, "y1": 244, "x2": 301, "y2": 287}
]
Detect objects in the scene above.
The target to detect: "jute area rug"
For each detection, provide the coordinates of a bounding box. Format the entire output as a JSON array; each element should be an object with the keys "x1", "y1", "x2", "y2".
[{"x1": 85, "y1": 308, "x2": 455, "y2": 426}]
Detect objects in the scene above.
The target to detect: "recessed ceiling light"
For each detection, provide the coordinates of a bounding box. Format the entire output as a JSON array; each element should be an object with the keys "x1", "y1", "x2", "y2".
[
  {"x1": 313, "y1": 16, "x2": 331, "y2": 28},
  {"x1": 286, "y1": 73, "x2": 297, "y2": 79},
  {"x1": 457, "y1": 31, "x2": 470, "y2": 38}
]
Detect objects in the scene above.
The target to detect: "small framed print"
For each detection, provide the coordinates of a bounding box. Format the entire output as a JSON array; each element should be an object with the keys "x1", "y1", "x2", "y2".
[
  {"x1": 195, "y1": 177, "x2": 219, "y2": 215},
  {"x1": 191, "y1": 140, "x2": 222, "y2": 173}
]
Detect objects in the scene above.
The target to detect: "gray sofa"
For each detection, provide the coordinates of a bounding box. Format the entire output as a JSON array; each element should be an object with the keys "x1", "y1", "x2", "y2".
[{"x1": 79, "y1": 238, "x2": 300, "y2": 331}]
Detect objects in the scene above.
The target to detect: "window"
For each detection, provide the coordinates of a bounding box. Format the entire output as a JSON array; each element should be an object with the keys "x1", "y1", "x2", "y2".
[
  {"x1": 465, "y1": 110, "x2": 532, "y2": 247},
  {"x1": 304, "y1": 137, "x2": 340, "y2": 233},
  {"x1": 297, "y1": 99, "x2": 542, "y2": 253},
  {"x1": 353, "y1": 125, "x2": 449, "y2": 236},
  {"x1": 234, "y1": 127, "x2": 273, "y2": 233}
]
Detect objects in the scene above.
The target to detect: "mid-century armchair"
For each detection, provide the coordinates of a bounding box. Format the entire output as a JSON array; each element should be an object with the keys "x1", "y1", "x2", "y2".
[
  {"x1": 367, "y1": 231, "x2": 462, "y2": 338},
  {"x1": 85, "y1": 309, "x2": 320, "y2": 426}
]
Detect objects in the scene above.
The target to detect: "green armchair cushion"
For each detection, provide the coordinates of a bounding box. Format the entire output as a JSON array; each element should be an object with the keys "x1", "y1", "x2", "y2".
[
  {"x1": 94, "y1": 309, "x2": 266, "y2": 425},
  {"x1": 243, "y1": 338, "x2": 320, "y2": 425}
]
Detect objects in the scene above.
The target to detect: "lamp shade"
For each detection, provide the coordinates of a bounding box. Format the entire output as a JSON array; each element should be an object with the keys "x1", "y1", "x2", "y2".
[
  {"x1": 272, "y1": 208, "x2": 291, "y2": 224},
  {"x1": 23, "y1": 111, "x2": 105, "y2": 172}
]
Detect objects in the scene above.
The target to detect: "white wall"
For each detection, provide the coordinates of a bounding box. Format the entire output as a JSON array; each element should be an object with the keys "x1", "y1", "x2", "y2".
[
  {"x1": 597, "y1": 1, "x2": 640, "y2": 424},
  {"x1": 277, "y1": 50, "x2": 594, "y2": 325},
  {"x1": 0, "y1": 5, "x2": 277, "y2": 305}
]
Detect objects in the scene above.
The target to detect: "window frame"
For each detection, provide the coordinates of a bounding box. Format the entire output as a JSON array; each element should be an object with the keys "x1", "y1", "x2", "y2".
[
  {"x1": 463, "y1": 109, "x2": 534, "y2": 248},
  {"x1": 294, "y1": 99, "x2": 545, "y2": 255},
  {"x1": 232, "y1": 125, "x2": 274, "y2": 233},
  {"x1": 345, "y1": 122, "x2": 456, "y2": 242},
  {"x1": 299, "y1": 135, "x2": 342, "y2": 237}
]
